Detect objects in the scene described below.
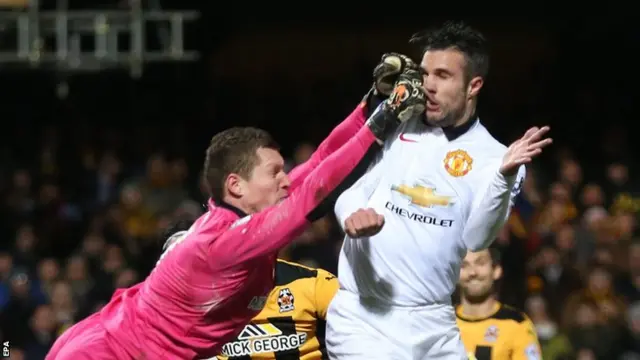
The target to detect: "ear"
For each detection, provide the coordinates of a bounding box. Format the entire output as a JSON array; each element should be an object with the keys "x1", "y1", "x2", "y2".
[
  {"x1": 467, "y1": 76, "x2": 484, "y2": 98},
  {"x1": 225, "y1": 173, "x2": 244, "y2": 198},
  {"x1": 492, "y1": 264, "x2": 503, "y2": 281}
]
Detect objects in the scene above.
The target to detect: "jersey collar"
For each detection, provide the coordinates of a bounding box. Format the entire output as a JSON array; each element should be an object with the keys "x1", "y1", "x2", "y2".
[
  {"x1": 441, "y1": 116, "x2": 478, "y2": 141},
  {"x1": 456, "y1": 301, "x2": 502, "y2": 322},
  {"x1": 209, "y1": 198, "x2": 248, "y2": 218}
]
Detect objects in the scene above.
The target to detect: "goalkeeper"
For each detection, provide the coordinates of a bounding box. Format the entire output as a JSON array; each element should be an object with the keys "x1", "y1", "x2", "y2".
[{"x1": 46, "y1": 56, "x2": 425, "y2": 360}]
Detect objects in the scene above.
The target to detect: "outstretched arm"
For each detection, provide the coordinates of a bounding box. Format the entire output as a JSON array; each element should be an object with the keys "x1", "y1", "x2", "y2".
[
  {"x1": 463, "y1": 126, "x2": 550, "y2": 251},
  {"x1": 288, "y1": 104, "x2": 367, "y2": 189},
  {"x1": 211, "y1": 126, "x2": 379, "y2": 266}
]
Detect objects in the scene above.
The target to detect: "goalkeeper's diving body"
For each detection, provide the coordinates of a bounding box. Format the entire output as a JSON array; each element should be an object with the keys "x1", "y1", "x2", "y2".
[
  {"x1": 326, "y1": 22, "x2": 553, "y2": 359},
  {"x1": 45, "y1": 60, "x2": 426, "y2": 359}
]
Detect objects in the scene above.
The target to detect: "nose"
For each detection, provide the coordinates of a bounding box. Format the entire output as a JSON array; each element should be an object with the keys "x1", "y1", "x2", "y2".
[
  {"x1": 423, "y1": 74, "x2": 436, "y2": 94},
  {"x1": 281, "y1": 174, "x2": 291, "y2": 190},
  {"x1": 466, "y1": 266, "x2": 477, "y2": 277}
]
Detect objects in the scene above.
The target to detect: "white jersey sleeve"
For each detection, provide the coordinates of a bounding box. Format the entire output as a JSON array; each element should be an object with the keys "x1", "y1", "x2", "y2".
[{"x1": 462, "y1": 164, "x2": 526, "y2": 251}]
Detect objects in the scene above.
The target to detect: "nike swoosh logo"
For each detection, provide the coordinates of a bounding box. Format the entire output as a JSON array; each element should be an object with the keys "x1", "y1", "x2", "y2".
[{"x1": 399, "y1": 133, "x2": 418, "y2": 142}]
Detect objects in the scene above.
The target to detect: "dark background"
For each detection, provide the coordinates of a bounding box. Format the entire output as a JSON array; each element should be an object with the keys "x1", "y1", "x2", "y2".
[{"x1": 0, "y1": 3, "x2": 639, "y2": 359}]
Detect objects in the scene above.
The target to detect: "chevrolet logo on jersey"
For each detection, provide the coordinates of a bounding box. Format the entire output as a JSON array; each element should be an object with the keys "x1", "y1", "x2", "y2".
[
  {"x1": 221, "y1": 323, "x2": 307, "y2": 358},
  {"x1": 391, "y1": 185, "x2": 453, "y2": 208}
]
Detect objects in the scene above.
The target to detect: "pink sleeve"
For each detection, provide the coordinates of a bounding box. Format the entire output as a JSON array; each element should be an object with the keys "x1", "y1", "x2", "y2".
[
  {"x1": 288, "y1": 105, "x2": 366, "y2": 190},
  {"x1": 211, "y1": 125, "x2": 377, "y2": 266}
]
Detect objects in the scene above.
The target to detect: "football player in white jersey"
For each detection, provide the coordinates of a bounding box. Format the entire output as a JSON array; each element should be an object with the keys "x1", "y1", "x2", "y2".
[{"x1": 326, "y1": 21, "x2": 552, "y2": 359}]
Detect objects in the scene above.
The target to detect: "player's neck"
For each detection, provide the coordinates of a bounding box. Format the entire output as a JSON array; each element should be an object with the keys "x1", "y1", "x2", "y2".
[
  {"x1": 219, "y1": 196, "x2": 252, "y2": 217},
  {"x1": 453, "y1": 100, "x2": 477, "y2": 128},
  {"x1": 460, "y1": 296, "x2": 498, "y2": 319}
]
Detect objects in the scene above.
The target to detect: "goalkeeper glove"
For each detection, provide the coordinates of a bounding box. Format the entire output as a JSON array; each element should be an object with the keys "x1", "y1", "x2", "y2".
[
  {"x1": 363, "y1": 53, "x2": 419, "y2": 117},
  {"x1": 365, "y1": 67, "x2": 426, "y2": 142}
]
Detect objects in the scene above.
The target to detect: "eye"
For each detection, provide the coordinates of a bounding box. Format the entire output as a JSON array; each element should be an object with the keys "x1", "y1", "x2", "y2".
[
  {"x1": 272, "y1": 165, "x2": 283, "y2": 177},
  {"x1": 476, "y1": 259, "x2": 488, "y2": 266}
]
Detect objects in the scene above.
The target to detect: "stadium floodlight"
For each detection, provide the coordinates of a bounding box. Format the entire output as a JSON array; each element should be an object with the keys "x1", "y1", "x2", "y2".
[{"x1": 0, "y1": 0, "x2": 199, "y2": 77}]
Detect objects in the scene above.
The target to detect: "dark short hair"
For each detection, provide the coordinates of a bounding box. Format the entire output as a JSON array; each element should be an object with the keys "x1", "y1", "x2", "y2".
[
  {"x1": 203, "y1": 127, "x2": 279, "y2": 201},
  {"x1": 410, "y1": 21, "x2": 489, "y2": 81}
]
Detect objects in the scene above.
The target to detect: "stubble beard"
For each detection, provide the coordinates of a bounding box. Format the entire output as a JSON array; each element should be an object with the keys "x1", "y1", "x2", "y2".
[
  {"x1": 462, "y1": 287, "x2": 493, "y2": 304},
  {"x1": 425, "y1": 102, "x2": 467, "y2": 128}
]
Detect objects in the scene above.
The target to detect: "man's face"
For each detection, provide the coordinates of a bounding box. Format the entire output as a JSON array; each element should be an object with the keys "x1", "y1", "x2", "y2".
[
  {"x1": 587, "y1": 268, "x2": 612, "y2": 294},
  {"x1": 237, "y1": 147, "x2": 290, "y2": 213},
  {"x1": 459, "y1": 250, "x2": 501, "y2": 303},
  {"x1": 421, "y1": 48, "x2": 474, "y2": 127}
]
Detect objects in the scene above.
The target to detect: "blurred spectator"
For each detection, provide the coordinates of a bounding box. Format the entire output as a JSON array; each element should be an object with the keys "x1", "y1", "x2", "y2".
[
  {"x1": 23, "y1": 304, "x2": 57, "y2": 359},
  {"x1": 525, "y1": 295, "x2": 558, "y2": 345}
]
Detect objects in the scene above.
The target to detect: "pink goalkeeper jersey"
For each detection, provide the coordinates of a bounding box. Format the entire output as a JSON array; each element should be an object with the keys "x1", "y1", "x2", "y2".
[{"x1": 84, "y1": 105, "x2": 374, "y2": 359}]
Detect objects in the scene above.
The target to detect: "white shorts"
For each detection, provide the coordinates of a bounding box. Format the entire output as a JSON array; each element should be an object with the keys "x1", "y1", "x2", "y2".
[{"x1": 326, "y1": 290, "x2": 466, "y2": 360}]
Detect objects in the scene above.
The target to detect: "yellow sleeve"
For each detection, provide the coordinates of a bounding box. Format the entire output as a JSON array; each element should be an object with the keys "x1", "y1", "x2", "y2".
[
  {"x1": 314, "y1": 269, "x2": 339, "y2": 319},
  {"x1": 511, "y1": 316, "x2": 542, "y2": 360}
]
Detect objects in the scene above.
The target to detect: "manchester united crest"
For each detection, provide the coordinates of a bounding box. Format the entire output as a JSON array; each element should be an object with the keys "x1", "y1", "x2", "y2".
[
  {"x1": 277, "y1": 288, "x2": 295, "y2": 313},
  {"x1": 444, "y1": 149, "x2": 473, "y2": 177}
]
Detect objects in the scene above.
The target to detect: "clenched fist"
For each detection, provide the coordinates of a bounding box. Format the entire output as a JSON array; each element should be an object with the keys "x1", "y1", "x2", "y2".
[{"x1": 344, "y1": 208, "x2": 385, "y2": 238}]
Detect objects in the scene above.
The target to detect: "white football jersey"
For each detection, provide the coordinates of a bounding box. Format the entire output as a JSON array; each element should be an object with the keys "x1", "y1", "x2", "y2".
[{"x1": 334, "y1": 118, "x2": 525, "y2": 306}]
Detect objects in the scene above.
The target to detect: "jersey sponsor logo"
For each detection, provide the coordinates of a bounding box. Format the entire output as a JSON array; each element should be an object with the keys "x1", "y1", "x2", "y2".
[
  {"x1": 277, "y1": 288, "x2": 295, "y2": 313},
  {"x1": 444, "y1": 149, "x2": 473, "y2": 177},
  {"x1": 248, "y1": 296, "x2": 267, "y2": 311},
  {"x1": 237, "y1": 323, "x2": 282, "y2": 339},
  {"x1": 385, "y1": 201, "x2": 454, "y2": 227},
  {"x1": 483, "y1": 325, "x2": 499, "y2": 342},
  {"x1": 390, "y1": 184, "x2": 454, "y2": 208},
  {"x1": 221, "y1": 323, "x2": 307, "y2": 357}
]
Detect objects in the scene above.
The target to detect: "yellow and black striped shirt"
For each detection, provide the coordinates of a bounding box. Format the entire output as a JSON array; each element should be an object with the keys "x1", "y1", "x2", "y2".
[
  {"x1": 215, "y1": 260, "x2": 338, "y2": 360},
  {"x1": 456, "y1": 302, "x2": 541, "y2": 360}
]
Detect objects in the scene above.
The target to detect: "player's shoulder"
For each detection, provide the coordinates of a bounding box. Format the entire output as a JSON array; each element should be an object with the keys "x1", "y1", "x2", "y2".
[
  {"x1": 274, "y1": 259, "x2": 320, "y2": 286},
  {"x1": 456, "y1": 303, "x2": 530, "y2": 324},
  {"x1": 491, "y1": 303, "x2": 530, "y2": 324},
  {"x1": 467, "y1": 121, "x2": 509, "y2": 154}
]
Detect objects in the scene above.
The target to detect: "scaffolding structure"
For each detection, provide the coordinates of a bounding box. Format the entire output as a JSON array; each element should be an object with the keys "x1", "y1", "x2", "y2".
[{"x1": 0, "y1": 0, "x2": 199, "y2": 77}]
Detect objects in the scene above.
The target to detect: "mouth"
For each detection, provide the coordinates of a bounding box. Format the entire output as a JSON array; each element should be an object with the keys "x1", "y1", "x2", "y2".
[
  {"x1": 426, "y1": 99, "x2": 439, "y2": 112},
  {"x1": 465, "y1": 279, "x2": 485, "y2": 286}
]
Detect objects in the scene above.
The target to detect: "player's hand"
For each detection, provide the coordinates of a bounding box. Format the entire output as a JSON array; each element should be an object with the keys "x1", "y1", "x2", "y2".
[
  {"x1": 365, "y1": 68, "x2": 426, "y2": 141},
  {"x1": 384, "y1": 68, "x2": 426, "y2": 123},
  {"x1": 500, "y1": 126, "x2": 552, "y2": 176},
  {"x1": 373, "y1": 53, "x2": 417, "y2": 96},
  {"x1": 362, "y1": 53, "x2": 418, "y2": 116},
  {"x1": 344, "y1": 208, "x2": 385, "y2": 238}
]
